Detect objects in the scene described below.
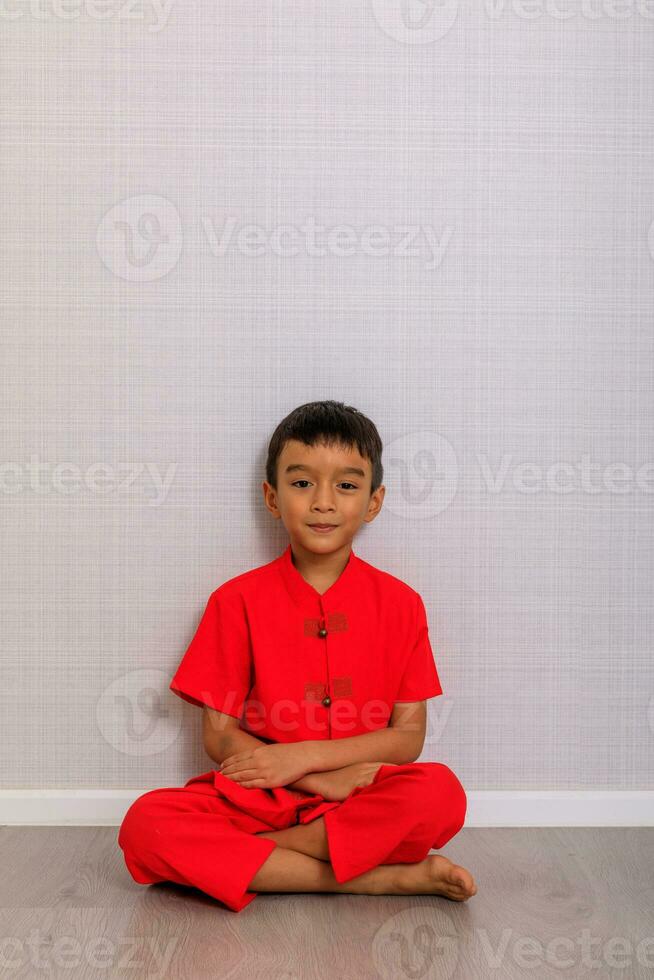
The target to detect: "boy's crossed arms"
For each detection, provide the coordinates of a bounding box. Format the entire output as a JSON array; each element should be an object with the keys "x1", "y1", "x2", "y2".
[{"x1": 202, "y1": 702, "x2": 427, "y2": 803}]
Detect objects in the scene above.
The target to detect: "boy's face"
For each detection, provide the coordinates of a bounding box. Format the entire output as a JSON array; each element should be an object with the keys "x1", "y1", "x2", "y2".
[{"x1": 262, "y1": 438, "x2": 385, "y2": 554}]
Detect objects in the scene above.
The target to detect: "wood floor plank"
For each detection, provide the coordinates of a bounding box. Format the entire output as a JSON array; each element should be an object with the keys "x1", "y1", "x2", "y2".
[{"x1": 0, "y1": 828, "x2": 652, "y2": 979}]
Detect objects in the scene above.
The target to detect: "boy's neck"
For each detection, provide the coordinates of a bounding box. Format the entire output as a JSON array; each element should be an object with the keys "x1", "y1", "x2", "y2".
[{"x1": 289, "y1": 540, "x2": 353, "y2": 595}]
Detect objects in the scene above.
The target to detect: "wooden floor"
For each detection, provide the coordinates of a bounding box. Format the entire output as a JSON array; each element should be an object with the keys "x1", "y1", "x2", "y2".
[{"x1": 1, "y1": 826, "x2": 652, "y2": 979}]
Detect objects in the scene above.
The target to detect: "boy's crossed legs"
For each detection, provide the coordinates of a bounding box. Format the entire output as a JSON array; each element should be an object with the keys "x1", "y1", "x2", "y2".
[
  {"x1": 252, "y1": 770, "x2": 477, "y2": 902},
  {"x1": 117, "y1": 760, "x2": 477, "y2": 909}
]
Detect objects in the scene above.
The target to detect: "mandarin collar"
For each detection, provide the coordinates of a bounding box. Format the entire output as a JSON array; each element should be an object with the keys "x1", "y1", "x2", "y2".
[{"x1": 277, "y1": 542, "x2": 360, "y2": 613}]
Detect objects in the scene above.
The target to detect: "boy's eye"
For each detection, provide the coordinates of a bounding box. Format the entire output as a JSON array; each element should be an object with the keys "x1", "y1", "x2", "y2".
[{"x1": 290, "y1": 480, "x2": 358, "y2": 491}]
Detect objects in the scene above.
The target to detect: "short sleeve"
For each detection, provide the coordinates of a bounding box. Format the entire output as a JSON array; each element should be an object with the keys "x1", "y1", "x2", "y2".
[
  {"x1": 169, "y1": 587, "x2": 252, "y2": 720},
  {"x1": 394, "y1": 592, "x2": 443, "y2": 702}
]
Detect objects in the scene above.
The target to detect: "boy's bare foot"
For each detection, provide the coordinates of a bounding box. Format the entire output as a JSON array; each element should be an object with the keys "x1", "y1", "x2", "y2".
[{"x1": 395, "y1": 854, "x2": 477, "y2": 901}]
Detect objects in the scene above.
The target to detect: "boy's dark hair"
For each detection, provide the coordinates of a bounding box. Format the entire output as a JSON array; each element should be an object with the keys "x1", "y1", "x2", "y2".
[{"x1": 266, "y1": 400, "x2": 383, "y2": 495}]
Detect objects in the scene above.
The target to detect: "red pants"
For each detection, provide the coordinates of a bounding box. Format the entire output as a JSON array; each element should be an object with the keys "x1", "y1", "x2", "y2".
[{"x1": 118, "y1": 761, "x2": 467, "y2": 913}]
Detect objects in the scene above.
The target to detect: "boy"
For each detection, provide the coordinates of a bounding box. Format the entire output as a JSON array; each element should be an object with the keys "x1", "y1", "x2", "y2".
[{"x1": 118, "y1": 400, "x2": 477, "y2": 911}]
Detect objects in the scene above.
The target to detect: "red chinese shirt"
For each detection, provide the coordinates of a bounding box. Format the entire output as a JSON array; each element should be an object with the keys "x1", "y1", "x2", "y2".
[{"x1": 170, "y1": 543, "x2": 442, "y2": 743}]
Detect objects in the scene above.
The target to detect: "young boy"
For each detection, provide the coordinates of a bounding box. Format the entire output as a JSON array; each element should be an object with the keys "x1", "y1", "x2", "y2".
[{"x1": 118, "y1": 400, "x2": 477, "y2": 911}]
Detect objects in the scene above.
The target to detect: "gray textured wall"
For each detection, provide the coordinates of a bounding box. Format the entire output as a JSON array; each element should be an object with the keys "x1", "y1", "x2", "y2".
[{"x1": 2, "y1": 1, "x2": 653, "y2": 790}]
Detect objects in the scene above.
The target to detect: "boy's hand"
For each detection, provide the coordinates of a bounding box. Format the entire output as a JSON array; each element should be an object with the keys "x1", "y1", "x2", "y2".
[
  {"x1": 219, "y1": 742, "x2": 313, "y2": 789},
  {"x1": 313, "y1": 762, "x2": 399, "y2": 802}
]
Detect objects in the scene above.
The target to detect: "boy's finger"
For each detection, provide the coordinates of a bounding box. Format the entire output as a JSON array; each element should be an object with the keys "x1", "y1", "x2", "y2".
[{"x1": 223, "y1": 768, "x2": 259, "y2": 780}]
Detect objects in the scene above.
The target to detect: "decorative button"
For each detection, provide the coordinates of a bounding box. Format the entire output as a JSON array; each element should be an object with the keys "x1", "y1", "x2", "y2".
[
  {"x1": 322, "y1": 696, "x2": 331, "y2": 707},
  {"x1": 318, "y1": 628, "x2": 328, "y2": 638},
  {"x1": 303, "y1": 614, "x2": 348, "y2": 637}
]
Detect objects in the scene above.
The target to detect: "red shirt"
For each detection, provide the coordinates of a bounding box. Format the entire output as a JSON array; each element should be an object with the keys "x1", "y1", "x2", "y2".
[{"x1": 170, "y1": 543, "x2": 443, "y2": 744}]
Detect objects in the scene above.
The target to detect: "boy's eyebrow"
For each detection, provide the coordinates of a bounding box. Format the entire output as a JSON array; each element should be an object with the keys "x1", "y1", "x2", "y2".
[{"x1": 284, "y1": 463, "x2": 367, "y2": 478}]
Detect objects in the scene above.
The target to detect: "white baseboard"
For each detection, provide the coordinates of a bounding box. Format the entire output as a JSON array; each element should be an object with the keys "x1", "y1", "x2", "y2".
[
  {"x1": 467, "y1": 791, "x2": 654, "y2": 827},
  {"x1": 0, "y1": 791, "x2": 141, "y2": 826},
  {"x1": 0, "y1": 790, "x2": 652, "y2": 827}
]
